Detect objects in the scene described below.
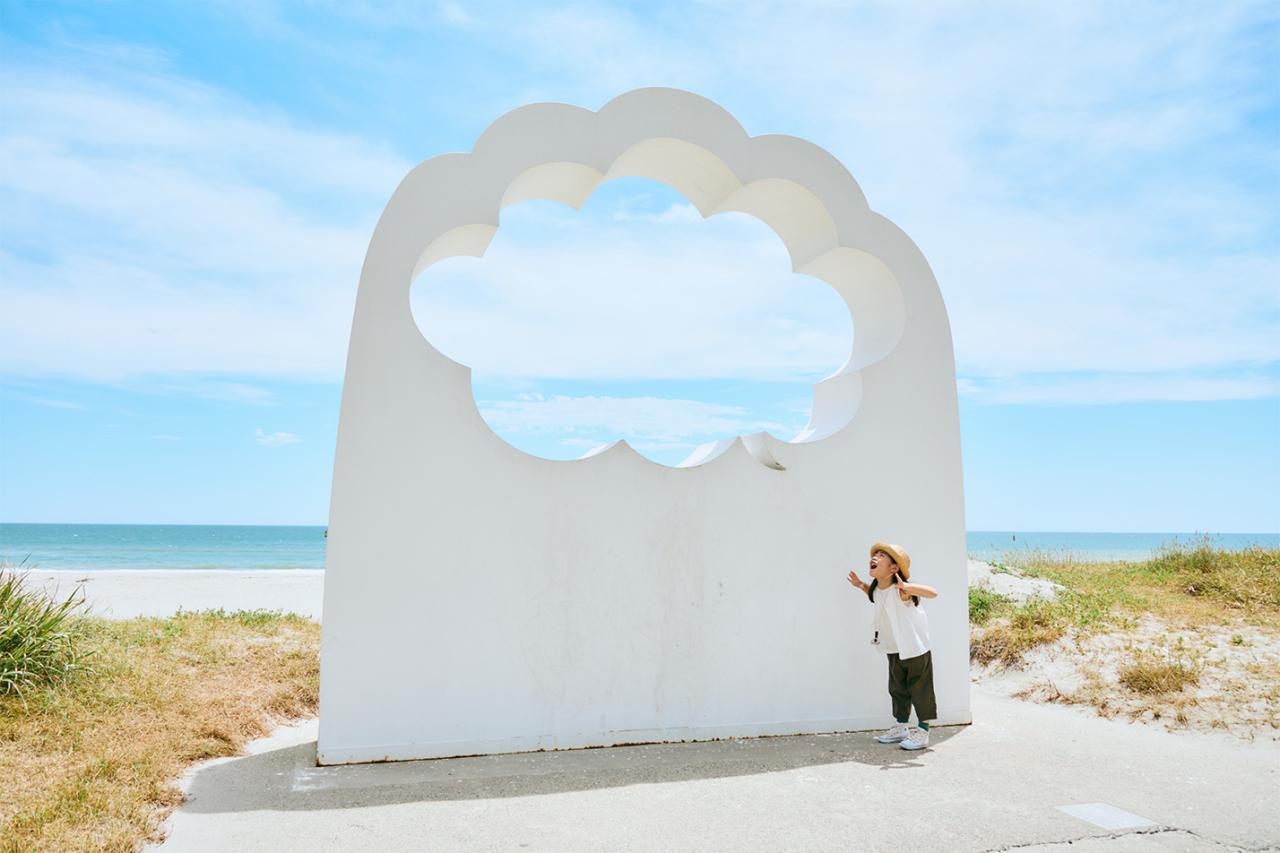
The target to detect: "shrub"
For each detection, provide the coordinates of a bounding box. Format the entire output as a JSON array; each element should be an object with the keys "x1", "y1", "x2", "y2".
[
  {"x1": 969, "y1": 600, "x2": 1066, "y2": 667},
  {"x1": 968, "y1": 586, "x2": 1005, "y2": 625},
  {"x1": 1144, "y1": 537, "x2": 1280, "y2": 609},
  {"x1": 0, "y1": 565, "x2": 93, "y2": 696},
  {"x1": 1118, "y1": 650, "x2": 1202, "y2": 694}
]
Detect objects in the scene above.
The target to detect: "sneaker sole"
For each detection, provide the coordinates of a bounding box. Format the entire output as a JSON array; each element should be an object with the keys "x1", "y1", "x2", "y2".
[{"x1": 899, "y1": 741, "x2": 927, "y2": 750}]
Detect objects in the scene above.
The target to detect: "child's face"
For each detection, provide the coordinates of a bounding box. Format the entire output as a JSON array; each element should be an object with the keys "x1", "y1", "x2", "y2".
[{"x1": 869, "y1": 550, "x2": 898, "y2": 583}]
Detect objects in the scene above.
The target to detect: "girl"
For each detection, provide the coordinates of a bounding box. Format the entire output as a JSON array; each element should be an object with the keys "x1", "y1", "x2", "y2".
[{"x1": 846, "y1": 542, "x2": 939, "y2": 750}]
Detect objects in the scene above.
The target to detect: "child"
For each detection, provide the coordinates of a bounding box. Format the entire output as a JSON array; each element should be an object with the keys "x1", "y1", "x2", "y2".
[{"x1": 846, "y1": 542, "x2": 939, "y2": 750}]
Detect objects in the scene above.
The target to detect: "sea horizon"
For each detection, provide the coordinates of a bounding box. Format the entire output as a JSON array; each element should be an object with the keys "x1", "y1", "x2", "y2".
[{"x1": 1, "y1": 522, "x2": 1276, "y2": 571}]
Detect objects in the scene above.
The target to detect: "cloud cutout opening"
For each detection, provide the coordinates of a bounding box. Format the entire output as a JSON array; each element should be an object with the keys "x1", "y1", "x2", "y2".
[
  {"x1": 362, "y1": 87, "x2": 910, "y2": 470},
  {"x1": 409, "y1": 181, "x2": 856, "y2": 467}
]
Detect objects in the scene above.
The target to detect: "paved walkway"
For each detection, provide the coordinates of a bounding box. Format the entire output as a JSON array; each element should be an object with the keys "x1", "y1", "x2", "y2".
[{"x1": 151, "y1": 684, "x2": 1280, "y2": 852}]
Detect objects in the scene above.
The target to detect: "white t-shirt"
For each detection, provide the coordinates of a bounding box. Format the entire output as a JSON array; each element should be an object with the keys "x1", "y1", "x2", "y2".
[{"x1": 871, "y1": 583, "x2": 931, "y2": 660}]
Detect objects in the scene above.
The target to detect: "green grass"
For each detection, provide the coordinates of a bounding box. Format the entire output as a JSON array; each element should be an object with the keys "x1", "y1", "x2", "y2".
[
  {"x1": 967, "y1": 586, "x2": 1005, "y2": 625},
  {"x1": 0, "y1": 564, "x2": 94, "y2": 697},
  {"x1": 1143, "y1": 538, "x2": 1280, "y2": 608},
  {"x1": 1010, "y1": 535, "x2": 1279, "y2": 613},
  {"x1": 970, "y1": 599, "x2": 1067, "y2": 666},
  {"x1": 969, "y1": 540, "x2": 1280, "y2": 666}
]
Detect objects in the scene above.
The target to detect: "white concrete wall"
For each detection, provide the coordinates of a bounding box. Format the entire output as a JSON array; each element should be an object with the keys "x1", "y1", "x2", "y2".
[{"x1": 318, "y1": 87, "x2": 968, "y2": 765}]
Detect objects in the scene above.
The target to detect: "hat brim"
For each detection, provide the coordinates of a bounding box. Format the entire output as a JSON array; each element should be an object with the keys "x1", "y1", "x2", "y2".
[{"x1": 870, "y1": 542, "x2": 910, "y2": 580}]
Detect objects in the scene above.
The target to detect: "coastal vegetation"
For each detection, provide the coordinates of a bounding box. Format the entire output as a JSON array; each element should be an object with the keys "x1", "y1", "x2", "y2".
[
  {"x1": 1, "y1": 566, "x2": 93, "y2": 697},
  {"x1": 0, "y1": 568, "x2": 320, "y2": 852},
  {"x1": 969, "y1": 539, "x2": 1280, "y2": 739}
]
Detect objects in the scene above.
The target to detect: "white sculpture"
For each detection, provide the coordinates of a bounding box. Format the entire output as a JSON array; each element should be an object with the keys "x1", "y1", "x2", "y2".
[{"x1": 318, "y1": 87, "x2": 968, "y2": 765}]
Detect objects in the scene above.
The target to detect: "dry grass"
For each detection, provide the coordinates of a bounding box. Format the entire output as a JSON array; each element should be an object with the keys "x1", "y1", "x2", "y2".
[
  {"x1": 970, "y1": 600, "x2": 1066, "y2": 666},
  {"x1": 0, "y1": 609, "x2": 320, "y2": 852},
  {"x1": 970, "y1": 540, "x2": 1280, "y2": 667},
  {"x1": 1004, "y1": 622, "x2": 1280, "y2": 740},
  {"x1": 1117, "y1": 649, "x2": 1203, "y2": 694},
  {"x1": 973, "y1": 541, "x2": 1280, "y2": 740},
  {"x1": 1013, "y1": 537, "x2": 1278, "y2": 623}
]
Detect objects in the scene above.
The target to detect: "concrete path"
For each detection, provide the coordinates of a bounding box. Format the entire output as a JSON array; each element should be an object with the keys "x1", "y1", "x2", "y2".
[
  {"x1": 28, "y1": 570, "x2": 324, "y2": 619},
  {"x1": 151, "y1": 684, "x2": 1279, "y2": 852}
]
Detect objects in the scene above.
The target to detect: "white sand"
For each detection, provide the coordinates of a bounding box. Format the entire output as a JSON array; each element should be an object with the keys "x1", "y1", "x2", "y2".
[
  {"x1": 27, "y1": 562, "x2": 1042, "y2": 623},
  {"x1": 967, "y1": 558, "x2": 1063, "y2": 602},
  {"x1": 27, "y1": 570, "x2": 325, "y2": 620},
  {"x1": 973, "y1": 613, "x2": 1280, "y2": 742}
]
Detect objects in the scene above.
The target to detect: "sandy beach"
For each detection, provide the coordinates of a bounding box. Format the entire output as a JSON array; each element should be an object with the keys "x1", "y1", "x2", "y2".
[
  {"x1": 10, "y1": 555, "x2": 1279, "y2": 851},
  {"x1": 29, "y1": 563, "x2": 1013, "y2": 623},
  {"x1": 28, "y1": 570, "x2": 325, "y2": 620}
]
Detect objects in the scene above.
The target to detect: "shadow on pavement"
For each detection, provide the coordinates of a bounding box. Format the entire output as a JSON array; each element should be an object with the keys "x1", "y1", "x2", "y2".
[{"x1": 181, "y1": 725, "x2": 966, "y2": 813}]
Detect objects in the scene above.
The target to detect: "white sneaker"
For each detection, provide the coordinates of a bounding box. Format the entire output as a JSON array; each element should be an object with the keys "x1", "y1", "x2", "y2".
[
  {"x1": 875, "y1": 723, "x2": 910, "y2": 743},
  {"x1": 899, "y1": 727, "x2": 929, "y2": 750}
]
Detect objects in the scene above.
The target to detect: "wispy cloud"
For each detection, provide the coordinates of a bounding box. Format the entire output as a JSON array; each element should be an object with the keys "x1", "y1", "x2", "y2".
[
  {"x1": 2, "y1": 3, "x2": 1276, "y2": 408},
  {"x1": 9, "y1": 394, "x2": 86, "y2": 410},
  {"x1": 965, "y1": 372, "x2": 1280, "y2": 406},
  {"x1": 442, "y1": 2, "x2": 1280, "y2": 404},
  {"x1": 479, "y1": 394, "x2": 792, "y2": 443},
  {"x1": 612, "y1": 202, "x2": 702, "y2": 225},
  {"x1": 0, "y1": 50, "x2": 409, "y2": 383},
  {"x1": 438, "y1": 2, "x2": 473, "y2": 27},
  {"x1": 559, "y1": 437, "x2": 604, "y2": 448},
  {"x1": 414, "y1": 201, "x2": 851, "y2": 382},
  {"x1": 254, "y1": 429, "x2": 301, "y2": 446}
]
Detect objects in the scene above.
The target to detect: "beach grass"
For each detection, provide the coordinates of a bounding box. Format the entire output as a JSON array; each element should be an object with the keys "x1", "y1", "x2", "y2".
[
  {"x1": 0, "y1": 566, "x2": 94, "y2": 697},
  {"x1": 972, "y1": 541, "x2": 1280, "y2": 738},
  {"x1": 0, "y1": 606, "x2": 319, "y2": 852},
  {"x1": 1117, "y1": 648, "x2": 1203, "y2": 695},
  {"x1": 970, "y1": 539, "x2": 1280, "y2": 666},
  {"x1": 966, "y1": 586, "x2": 1005, "y2": 625}
]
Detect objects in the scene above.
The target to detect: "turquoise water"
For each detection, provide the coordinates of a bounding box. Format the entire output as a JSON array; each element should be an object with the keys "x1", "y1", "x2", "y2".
[
  {"x1": 0, "y1": 524, "x2": 326, "y2": 570},
  {"x1": 0, "y1": 524, "x2": 1276, "y2": 571},
  {"x1": 965, "y1": 530, "x2": 1279, "y2": 563}
]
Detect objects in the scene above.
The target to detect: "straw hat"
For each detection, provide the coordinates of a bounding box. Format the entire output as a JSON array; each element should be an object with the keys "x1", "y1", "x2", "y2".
[{"x1": 870, "y1": 542, "x2": 911, "y2": 580}]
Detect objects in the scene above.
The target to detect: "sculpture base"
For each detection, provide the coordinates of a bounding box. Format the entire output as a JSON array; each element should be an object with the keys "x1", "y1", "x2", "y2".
[{"x1": 316, "y1": 708, "x2": 974, "y2": 765}]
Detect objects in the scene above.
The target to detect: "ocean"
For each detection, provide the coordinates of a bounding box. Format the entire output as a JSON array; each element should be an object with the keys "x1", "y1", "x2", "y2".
[{"x1": 0, "y1": 524, "x2": 1276, "y2": 571}]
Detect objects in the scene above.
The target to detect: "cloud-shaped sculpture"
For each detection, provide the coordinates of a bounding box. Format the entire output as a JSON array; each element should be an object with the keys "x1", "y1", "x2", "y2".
[
  {"x1": 408, "y1": 201, "x2": 857, "y2": 468},
  {"x1": 319, "y1": 88, "x2": 967, "y2": 764}
]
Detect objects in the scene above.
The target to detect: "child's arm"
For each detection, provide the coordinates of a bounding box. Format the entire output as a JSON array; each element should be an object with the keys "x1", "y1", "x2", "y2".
[
  {"x1": 846, "y1": 569, "x2": 870, "y2": 595},
  {"x1": 899, "y1": 581, "x2": 938, "y2": 599}
]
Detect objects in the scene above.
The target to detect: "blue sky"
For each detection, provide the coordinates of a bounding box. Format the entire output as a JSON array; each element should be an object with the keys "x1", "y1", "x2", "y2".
[{"x1": 1, "y1": 1, "x2": 1277, "y2": 531}]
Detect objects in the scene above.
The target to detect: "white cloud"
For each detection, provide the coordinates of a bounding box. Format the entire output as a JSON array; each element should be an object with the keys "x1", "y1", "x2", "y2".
[
  {"x1": 255, "y1": 429, "x2": 302, "y2": 446},
  {"x1": 439, "y1": 2, "x2": 473, "y2": 26},
  {"x1": 11, "y1": 394, "x2": 86, "y2": 410},
  {"x1": 479, "y1": 395, "x2": 791, "y2": 443},
  {"x1": 0, "y1": 55, "x2": 409, "y2": 383},
  {"x1": 456, "y1": 2, "x2": 1280, "y2": 403},
  {"x1": 559, "y1": 437, "x2": 604, "y2": 447},
  {"x1": 612, "y1": 202, "x2": 702, "y2": 225},
  {"x1": 3, "y1": 5, "x2": 1277, "y2": 407},
  {"x1": 965, "y1": 372, "x2": 1280, "y2": 406},
  {"x1": 631, "y1": 440, "x2": 697, "y2": 452},
  {"x1": 413, "y1": 205, "x2": 851, "y2": 381}
]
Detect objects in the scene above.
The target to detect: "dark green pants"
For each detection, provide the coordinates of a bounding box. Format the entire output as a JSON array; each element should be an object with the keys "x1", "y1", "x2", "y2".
[{"x1": 887, "y1": 650, "x2": 937, "y2": 722}]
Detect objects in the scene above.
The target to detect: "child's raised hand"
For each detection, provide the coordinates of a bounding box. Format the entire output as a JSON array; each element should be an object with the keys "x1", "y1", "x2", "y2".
[{"x1": 847, "y1": 569, "x2": 865, "y2": 590}]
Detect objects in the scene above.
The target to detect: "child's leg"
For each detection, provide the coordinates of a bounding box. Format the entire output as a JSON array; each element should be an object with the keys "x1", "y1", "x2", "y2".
[
  {"x1": 886, "y1": 653, "x2": 912, "y2": 723},
  {"x1": 903, "y1": 650, "x2": 938, "y2": 725}
]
